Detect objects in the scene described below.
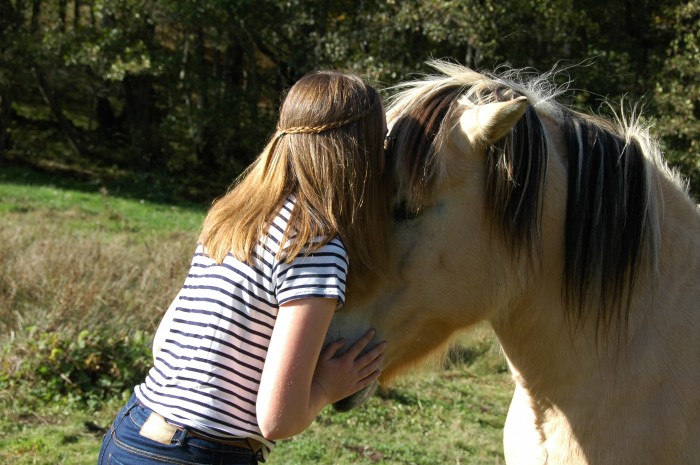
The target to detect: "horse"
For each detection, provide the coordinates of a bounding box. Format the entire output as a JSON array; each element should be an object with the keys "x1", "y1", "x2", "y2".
[{"x1": 326, "y1": 61, "x2": 700, "y2": 465}]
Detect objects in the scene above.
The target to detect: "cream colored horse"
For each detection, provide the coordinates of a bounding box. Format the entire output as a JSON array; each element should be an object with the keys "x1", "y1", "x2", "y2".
[{"x1": 328, "y1": 61, "x2": 700, "y2": 465}]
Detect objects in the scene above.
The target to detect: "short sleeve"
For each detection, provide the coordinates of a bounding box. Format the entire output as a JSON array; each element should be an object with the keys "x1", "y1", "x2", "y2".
[{"x1": 274, "y1": 237, "x2": 348, "y2": 307}]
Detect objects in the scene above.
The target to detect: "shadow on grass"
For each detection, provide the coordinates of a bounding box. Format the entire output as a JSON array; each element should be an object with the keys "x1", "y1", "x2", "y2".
[{"x1": 0, "y1": 158, "x2": 218, "y2": 212}]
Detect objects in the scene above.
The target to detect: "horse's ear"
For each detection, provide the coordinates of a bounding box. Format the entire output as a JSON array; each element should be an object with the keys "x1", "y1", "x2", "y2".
[{"x1": 459, "y1": 96, "x2": 528, "y2": 145}]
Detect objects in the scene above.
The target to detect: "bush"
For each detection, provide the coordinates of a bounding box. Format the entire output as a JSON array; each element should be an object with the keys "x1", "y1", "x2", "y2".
[
  {"x1": 1, "y1": 328, "x2": 152, "y2": 408},
  {"x1": 0, "y1": 185, "x2": 198, "y2": 410}
]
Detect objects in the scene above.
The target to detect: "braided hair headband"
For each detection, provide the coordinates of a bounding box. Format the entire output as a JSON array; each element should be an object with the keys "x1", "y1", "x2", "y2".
[{"x1": 276, "y1": 97, "x2": 380, "y2": 138}]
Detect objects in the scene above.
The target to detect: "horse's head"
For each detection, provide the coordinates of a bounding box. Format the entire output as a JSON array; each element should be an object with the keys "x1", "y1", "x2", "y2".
[
  {"x1": 330, "y1": 61, "x2": 661, "y2": 411},
  {"x1": 328, "y1": 64, "x2": 542, "y2": 410}
]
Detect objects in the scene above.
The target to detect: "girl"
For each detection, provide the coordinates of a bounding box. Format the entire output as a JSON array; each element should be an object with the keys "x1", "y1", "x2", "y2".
[{"x1": 98, "y1": 70, "x2": 389, "y2": 464}]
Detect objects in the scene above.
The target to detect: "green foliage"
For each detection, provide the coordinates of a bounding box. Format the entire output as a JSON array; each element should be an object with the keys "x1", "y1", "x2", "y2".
[
  {"x1": 2, "y1": 328, "x2": 152, "y2": 409},
  {"x1": 1, "y1": 0, "x2": 698, "y2": 199},
  {"x1": 653, "y1": 0, "x2": 700, "y2": 197}
]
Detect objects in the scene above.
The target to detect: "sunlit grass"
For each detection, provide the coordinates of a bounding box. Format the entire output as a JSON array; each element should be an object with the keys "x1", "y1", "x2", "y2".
[
  {"x1": 273, "y1": 360, "x2": 511, "y2": 465},
  {"x1": 0, "y1": 401, "x2": 112, "y2": 465},
  {"x1": 0, "y1": 179, "x2": 204, "y2": 238}
]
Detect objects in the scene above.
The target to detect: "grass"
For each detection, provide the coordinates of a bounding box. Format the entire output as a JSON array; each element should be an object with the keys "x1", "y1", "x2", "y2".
[
  {"x1": 274, "y1": 359, "x2": 511, "y2": 465},
  {"x1": 0, "y1": 164, "x2": 513, "y2": 464},
  {"x1": 0, "y1": 402, "x2": 115, "y2": 465},
  {"x1": 0, "y1": 345, "x2": 511, "y2": 465},
  {"x1": 0, "y1": 163, "x2": 205, "y2": 238}
]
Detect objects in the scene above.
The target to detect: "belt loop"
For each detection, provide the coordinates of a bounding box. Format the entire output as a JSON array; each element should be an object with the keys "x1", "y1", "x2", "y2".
[
  {"x1": 113, "y1": 395, "x2": 139, "y2": 431},
  {"x1": 245, "y1": 438, "x2": 255, "y2": 451},
  {"x1": 124, "y1": 402, "x2": 139, "y2": 416},
  {"x1": 123, "y1": 395, "x2": 139, "y2": 416},
  {"x1": 176, "y1": 426, "x2": 190, "y2": 447}
]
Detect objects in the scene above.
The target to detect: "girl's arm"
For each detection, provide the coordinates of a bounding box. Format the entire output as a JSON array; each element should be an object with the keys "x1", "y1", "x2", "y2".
[{"x1": 256, "y1": 297, "x2": 385, "y2": 440}]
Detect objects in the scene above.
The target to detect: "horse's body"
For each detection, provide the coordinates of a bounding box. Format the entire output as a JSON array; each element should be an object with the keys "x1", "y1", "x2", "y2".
[{"x1": 328, "y1": 62, "x2": 700, "y2": 465}]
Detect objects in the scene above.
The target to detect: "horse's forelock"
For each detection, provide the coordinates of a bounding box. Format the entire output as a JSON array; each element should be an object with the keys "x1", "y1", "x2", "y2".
[
  {"x1": 385, "y1": 61, "x2": 564, "y2": 215},
  {"x1": 386, "y1": 64, "x2": 550, "y2": 254},
  {"x1": 387, "y1": 83, "x2": 466, "y2": 212}
]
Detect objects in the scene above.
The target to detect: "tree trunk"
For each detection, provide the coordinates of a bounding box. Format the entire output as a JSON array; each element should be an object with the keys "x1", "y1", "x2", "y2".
[
  {"x1": 30, "y1": 0, "x2": 41, "y2": 32},
  {"x1": 120, "y1": 16, "x2": 162, "y2": 170},
  {"x1": 58, "y1": 0, "x2": 67, "y2": 32},
  {"x1": 122, "y1": 74, "x2": 161, "y2": 168},
  {"x1": 191, "y1": 27, "x2": 210, "y2": 164},
  {"x1": 222, "y1": 41, "x2": 244, "y2": 104},
  {"x1": 73, "y1": 0, "x2": 81, "y2": 29},
  {"x1": 0, "y1": 93, "x2": 13, "y2": 160},
  {"x1": 194, "y1": 28, "x2": 209, "y2": 113},
  {"x1": 33, "y1": 68, "x2": 83, "y2": 158},
  {"x1": 231, "y1": 25, "x2": 261, "y2": 149},
  {"x1": 95, "y1": 95, "x2": 117, "y2": 135}
]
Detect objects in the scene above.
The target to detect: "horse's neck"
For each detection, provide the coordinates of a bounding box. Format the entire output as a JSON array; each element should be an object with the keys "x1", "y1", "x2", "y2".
[
  {"x1": 491, "y1": 289, "x2": 594, "y2": 394},
  {"x1": 493, "y1": 174, "x2": 700, "y2": 465},
  {"x1": 654, "y1": 174, "x2": 700, "y2": 281}
]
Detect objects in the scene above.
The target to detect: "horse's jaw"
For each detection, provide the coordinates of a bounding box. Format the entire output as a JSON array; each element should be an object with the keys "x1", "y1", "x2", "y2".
[
  {"x1": 325, "y1": 299, "x2": 388, "y2": 411},
  {"x1": 332, "y1": 380, "x2": 379, "y2": 412}
]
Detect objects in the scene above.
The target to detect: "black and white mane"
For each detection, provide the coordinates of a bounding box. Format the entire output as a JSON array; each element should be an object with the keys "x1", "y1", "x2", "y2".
[{"x1": 385, "y1": 61, "x2": 679, "y2": 333}]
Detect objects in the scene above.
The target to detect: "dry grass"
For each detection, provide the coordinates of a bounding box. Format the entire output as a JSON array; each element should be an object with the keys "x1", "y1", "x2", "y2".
[{"x1": 0, "y1": 218, "x2": 195, "y2": 338}]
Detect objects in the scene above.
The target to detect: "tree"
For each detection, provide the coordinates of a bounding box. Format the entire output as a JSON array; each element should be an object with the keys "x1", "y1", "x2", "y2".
[
  {"x1": 653, "y1": 0, "x2": 700, "y2": 196},
  {"x1": 0, "y1": 0, "x2": 697, "y2": 199}
]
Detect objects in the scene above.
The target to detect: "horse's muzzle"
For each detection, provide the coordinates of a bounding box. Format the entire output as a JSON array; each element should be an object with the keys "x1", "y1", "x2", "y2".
[{"x1": 332, "y1": 380, "x2": 379, "y2": 412}]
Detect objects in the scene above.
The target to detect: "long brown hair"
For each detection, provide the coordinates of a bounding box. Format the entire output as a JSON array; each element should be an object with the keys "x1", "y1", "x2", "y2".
[{"x1": 199, "y1": 70, "x2": 390, "y2": 290}]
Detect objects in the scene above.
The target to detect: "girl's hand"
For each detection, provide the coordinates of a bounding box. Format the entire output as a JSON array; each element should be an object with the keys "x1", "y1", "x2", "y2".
[
  {"x1": 312, "y1": 329, "x2": 387, "y2": 405},
  {"x1": 257, "y1": 297, "x2": 387, "y2": 440}
]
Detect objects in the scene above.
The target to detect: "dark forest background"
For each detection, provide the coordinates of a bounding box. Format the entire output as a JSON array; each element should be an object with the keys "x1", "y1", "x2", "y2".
[{"x1": 1, "y1": 0, "x2": 698, "y2": 202}]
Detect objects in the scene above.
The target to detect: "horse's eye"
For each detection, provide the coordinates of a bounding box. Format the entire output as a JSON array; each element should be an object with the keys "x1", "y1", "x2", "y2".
[{"x1": 392, "y1": 201, "x2": 420, "y2": 221}]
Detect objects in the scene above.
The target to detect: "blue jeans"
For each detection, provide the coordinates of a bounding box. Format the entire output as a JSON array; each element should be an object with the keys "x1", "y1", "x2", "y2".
[{"x1": 98, "y1": 394, "x2": 260, "y2": 465}]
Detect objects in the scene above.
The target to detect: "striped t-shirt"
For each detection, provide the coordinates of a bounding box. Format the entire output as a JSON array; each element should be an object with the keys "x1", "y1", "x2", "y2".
[{"x1": 134, "y1": 197, "x2": 348, "y2": 457}]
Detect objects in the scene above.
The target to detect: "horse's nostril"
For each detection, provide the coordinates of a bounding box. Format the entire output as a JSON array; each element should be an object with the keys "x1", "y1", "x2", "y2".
[{"x1": 332, "y1": 380, "x2": 379, "y2": 412}]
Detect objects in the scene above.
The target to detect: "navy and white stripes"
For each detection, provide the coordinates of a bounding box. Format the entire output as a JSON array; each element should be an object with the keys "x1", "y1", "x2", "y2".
[{"x1": 134, "y1": 197, "x2": 348, "y2": 456}]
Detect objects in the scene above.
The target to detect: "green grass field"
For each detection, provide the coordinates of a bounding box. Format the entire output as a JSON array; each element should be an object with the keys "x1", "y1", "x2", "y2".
[{"x1": 0, "y1": 166, "x2": 513, "y2": 464}]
